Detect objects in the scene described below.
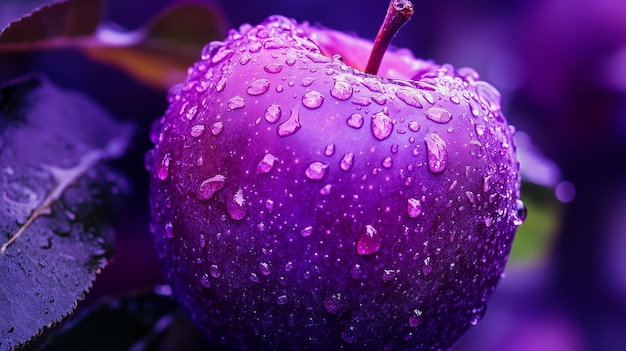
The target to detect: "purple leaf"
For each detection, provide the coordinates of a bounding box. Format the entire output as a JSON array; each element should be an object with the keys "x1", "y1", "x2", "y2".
[{"x1": 0, "y1": 74, "x2": 132, "y2": 351}]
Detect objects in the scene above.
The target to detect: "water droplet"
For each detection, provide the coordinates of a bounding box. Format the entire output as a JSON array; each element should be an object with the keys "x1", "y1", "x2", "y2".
[
  {"x1": 198, "y1": 175, "x2": 226, "y2": 200},
  {"x1": 276, "y1": 295, "x2": 288, "y2": 305},
  {"x1": 382, "y1": 269, "x2": 397, "y2": 281},
  {"x1": 363, "y1": 79, "x2": 383, "y2": 93},
  {"x1": 465, "y1": 191, "x2": 475, "y2": 203},
  {"x1": 382, "y1": 157, "x2": 393, "y2": 169},
  {"x1": 305, "y1": 161, "x2": 329, "y2": 180},
  {"x1": 226, "y1": 189, "x2": 247, "y2": 220},
  {"x1": 264, "y1": 104, "x2": 282, "y2": 123},
  {"x1": 340, "y1": 153, "x2": 354, "y2": 171},
  {"x1": 256, "y1": 153, "x2": 279, "y2": 174},
  {"x1": 513, "y1": 199, "x2": 527, "y2": 226},
  {"x1": 426, "y1": 107, "x2": 452, "y2": 124},
  {"x1": 211, "y1": 121, "x2": 224, "y2": 135},
  {"x1": 469, "y1": 304, "x2": 487, "y2": 326},
  {"x1": 320, "y1": 184, "x2": 332, "y2": 195},
  {"x1": 324, "y1": 144, "x2": 335, "y2": 156},
  {"x1": 424, "y1": 133, "x2": 448, "y2": 173},
  {"x1": 201, "y1": 41, "x2": 224, "y2": 60},
  {"x1": 157, "y1": 153, "x2": 171, "y2": 181},
  {"x1": 407, "y1": 198, "x2": 422, "y2": 218},
  {"x1": 285, "y1": 56, "x2": 296, "y2": 66},
  {"x1": 264, "y1": 63, "x2": 284, "y2": 74},
  {"x1": 371, "y1": 111, "x2": 394, "y2": 141},
  {"x1": 247, "y1": 79, "x2": 271, "y2": 96},
  {"x1": 249, "y1": 42, "x2": 262, "y2": 53},
  {"x1": 211, "y1": 49, "x2": 233, "y2": 64},
  {"x1": 259, "y1": 262, "x2": 271, "y2": 275},
  {"x1": 391, "y1": 144, "x2": 399, "y2": 154},
  {"x1": 301, "y1": 226, "x2": 313, "y2": 237},
  {"x1": 357, "y1": 225, "x2": 382, "y2": 255},
  {"x1": 239, "y1": 53, "x2": 252, "y2": 65},
  {"x1": 185, "y1": 104, "x2": 198, "y2": 120},
  {"x1": 395, "y1": 89, "x2": 423, "y2": 108},
  {"x1": 475, "y1": 81, "x2": 502, "y2": 112},
  {"x1": 300, "y1": 77, "x2": 315, "y2": 87},
  {"x1": 228, "y1": 95, "x2": 245, "y2": 110},
  {"x1": 324, "y1": 292, "x2": 349, "y2": 315},
  {"x1": 210, "y1": 264, "x2": 221, "y2": 278},
  {"x1": 409, "y1": 310, "x2": 423, "y2": 327},
  {"x1": 277, "y1": 106, "x2": 301, "y2": 136},
  {"x1": 341, "y1": 325, "x2": 357, "y2": 344},
  {"x1": 408, "y1": 121, "x2": 420, "y2": 132},
  {"x1": 164, "y1": 222, "x2": 174, "y2": 238},
  {"x1": 347, "y1": 113, "x2": 364, "y2": 129},
  {"x1": 302, "y1": 91, "x2": 324, "y2": 109},
  {"x1": 285, "y1": 261, "x2": 294, "y2": 271},
  {"x1": 421, "y1": 257, "x2": 432, "y2": 275},
  {"x1": 191, "y1": 124, "x2": 205, "y2": 137},
  {"x1": 250, "y1": 272, "x2": 260, "y2": 283},
  {"x1": 200, "y1": 273, "x2": 211, "y2": 288},
  {"x1": 214, "y1": 76, "x2": 227, "y2": 92},
  {"x1": 422, "y1": 92, "x2": 435, "y2": 104},
  {"x1": 330, "y1": 80, "x2": 353, "y2": 100},
  {"x1": 484, "y1": 216, "x2": 493, "y2": 227}
]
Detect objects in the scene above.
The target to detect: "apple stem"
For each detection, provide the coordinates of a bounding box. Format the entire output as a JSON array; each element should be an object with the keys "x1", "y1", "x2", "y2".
[{"x1": 365, "y1": 0, "x2": 414, "y2": 75}]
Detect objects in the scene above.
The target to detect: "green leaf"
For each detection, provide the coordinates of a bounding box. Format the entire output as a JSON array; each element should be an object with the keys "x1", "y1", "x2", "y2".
[{"x1": 0, "y1": 75, "x2": 133, "y2": 351}]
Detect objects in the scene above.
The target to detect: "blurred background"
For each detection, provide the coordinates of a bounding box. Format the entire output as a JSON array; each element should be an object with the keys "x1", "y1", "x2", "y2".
[{"x1": 1, "y1": 0, "x2": 625, "y2": 350}]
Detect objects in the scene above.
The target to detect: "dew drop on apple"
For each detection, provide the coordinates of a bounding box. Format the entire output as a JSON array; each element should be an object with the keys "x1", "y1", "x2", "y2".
[
  {"x1": 191, "y1": 124, "x2": 205, "y2": 137},
  {"x1": 330, "y1": 80, "x2": 353, "y2": 101},
  {"x1": 247, "y1": 79, "x2": 271, "y2": 96},
  {"x1": 226, "y1": 189, "x2": 247, "y2": 220},
  {"x1": 382, "y1": 157, "x2": 393, "y2": 169},
  {"x1": 371, "y1": 111, "x2": 394, "y2": 141},
  {"x1": 324, "y1": 144, "x2": 335, "y2": 156},
  {"x1": 211, "y1": 121, "x2": 224, "y2": 136},
  {"x1": 264, "y1": 104, "x2": 281, "y2": 123},
  {"x1": 256, "y1": 153, "x2": 279, "y2": 174},
  {"x1": 407, "y1": 198, "x2": 423, "y2": 218},
  {"x1": 210, "y1": 264, "x2": 221, "y2": 278},
  {"x1": 164, "y1": 221, "x2": 174, "y2": 238},
  {"x1": 340, "y1": 152, "x2": 355, "y2": 171},
  {"x1": 305, "y1": 161, "x2": 329, "y2": 180},
  {"x1": 357, "y1": 224, "x2": 382, "y2": 255},
  {"x1": 424, "y1": 133, "x2": 448, "y2": 173},
  {"x1": 302, "y1": 91, "x2": 324, "y2": 109},
  {"x1": 395, "y1": 89, "x2": 423, "y2": 108},
  {"x1": 347, "y1": 113, "x2": 364, "y2": 129},
  {"x1": 157, "y1": 153, "x2": 171, "y2": 181},
  {"x1": 300, "y1": 226, "x2": 313, "y2": 237},
  {"x1": 200, "y1": 273, "x2": 211, "y2": 288},
  {"x1": 228, "y1": 95, "x2": 245, "y2": 110},
  {"x1": 264, "y1": 63, "x2": 284, "y2": 74},
  {"x1": 426, "y1": 107, "x2": 452, "y2": 124},
  {"x1": 277, "y1": 106, "x2": 301, "y2": 136},
  {"x1": 197, "y1": 175, "x2": 226, "y2": 200}
]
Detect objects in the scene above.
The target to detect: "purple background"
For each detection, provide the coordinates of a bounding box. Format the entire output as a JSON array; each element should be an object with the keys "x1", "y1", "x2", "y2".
[{"x1": 2, "y1": 0, "x2": 626, "y2": 350}]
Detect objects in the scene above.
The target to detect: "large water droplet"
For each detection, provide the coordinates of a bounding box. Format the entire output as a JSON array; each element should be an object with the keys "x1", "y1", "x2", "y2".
[
  {"x1": 513, "y1": 199, "x2": 527, "y2": 226},
  {"x1": 395, "y1": 89, "x2": 423, "y2": 108},
  {"x1": 228, "y1": 95, "x2": 245, "y2": 110},
  {"x1": 197, "y1": 175, "x2": 226, "y2": 200},
  {"x1": 300, "y1": 77, "x2": 315, "y2": 87},
  {"x1": 324, "y1": 292, "x2": 349, "y2": 316},
  {"x1": 475, "y1": 81, "x2": 502, "y2": 112},
  {"x1": 302, "y1": 91, "x2": 324, "y2": 109},
  {"x1": 264, "y1": 63, "x2": 284, "y2": 74},
  {"x1": 347, "y1": 113, "x2": 364, "y2": 129},
  {"x1": 301, "y1": 226, "x2": 313, "y2": 237},
  {"x1": 340, "y1": 153, "x2": 354, "y2": 171},
  {"x1": 200, "y1": 41, "x2": 224, "y2": 60},
  {"x1": 305, "y1": 161, "x2": 329, "y2": 180},
  {"x1": 226, "y1": 189, "x2": 247, "y2": 220},
  {"x1": 247, "y1": 79, "x2": 271, "y2": 96},
  {"x1": 211, "y1": 121, "x2": 224, "y2": 136},
  {"x1": 211, "y1": 49, "x2": 233, "y2": 64},
  {"x1": 330, "y1": 80, "x2": 353, "y2": 101},
  {"x1": 264, "y1": 104, "x2": 282, "y2": 123},
  {"x1": 191, "y1": 124, "x2": 205, "y2": 137},
  {"x1": 256, "y1": 153, "x2": 279, "y2": 174},
  {"x1": 277, "y1": 106, "x2": 301, "y2": 136},
  {"x1": 407, "y1": 198, "x2": 422, "y2": 218},
  {"x1": 426, "y1": 107, "x2": 452, "y2": 124},
  {"x1": 357, "y1": 225, "x2": 382, "y2": 255},
  {"x1": 371, "y1": 111, "x2": 394, "y2": 141},
  {"x1": 382, "y1": 157, "x2": 393, "y2": 169},
  {"x1": 157, "y1": 153, "x2": 171, "y2": 181},
  {"x1": 424, "y1": 133, "x2": 448, "y2": 173}
]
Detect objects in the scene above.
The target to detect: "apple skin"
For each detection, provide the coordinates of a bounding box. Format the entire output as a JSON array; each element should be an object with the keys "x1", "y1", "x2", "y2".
[{"x1": 148, "y1": 15, "x2": 522, "y2": 351}]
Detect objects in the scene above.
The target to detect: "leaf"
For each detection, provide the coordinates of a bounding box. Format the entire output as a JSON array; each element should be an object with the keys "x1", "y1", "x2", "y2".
[
  {"x1": 36, "y1": 286, "x2": 217, "y2": 351},
  {"x1": 0, "y1": 74, "x2": 133, "y2": 351},
  {"x1": 0, "y1": 0, "x2": 228, "y2": 90}
]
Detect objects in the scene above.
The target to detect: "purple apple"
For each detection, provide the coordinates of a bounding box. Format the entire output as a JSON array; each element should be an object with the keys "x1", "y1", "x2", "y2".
[{"x1": 147, "y1": 1, "x2": 523, "y2": 349}]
